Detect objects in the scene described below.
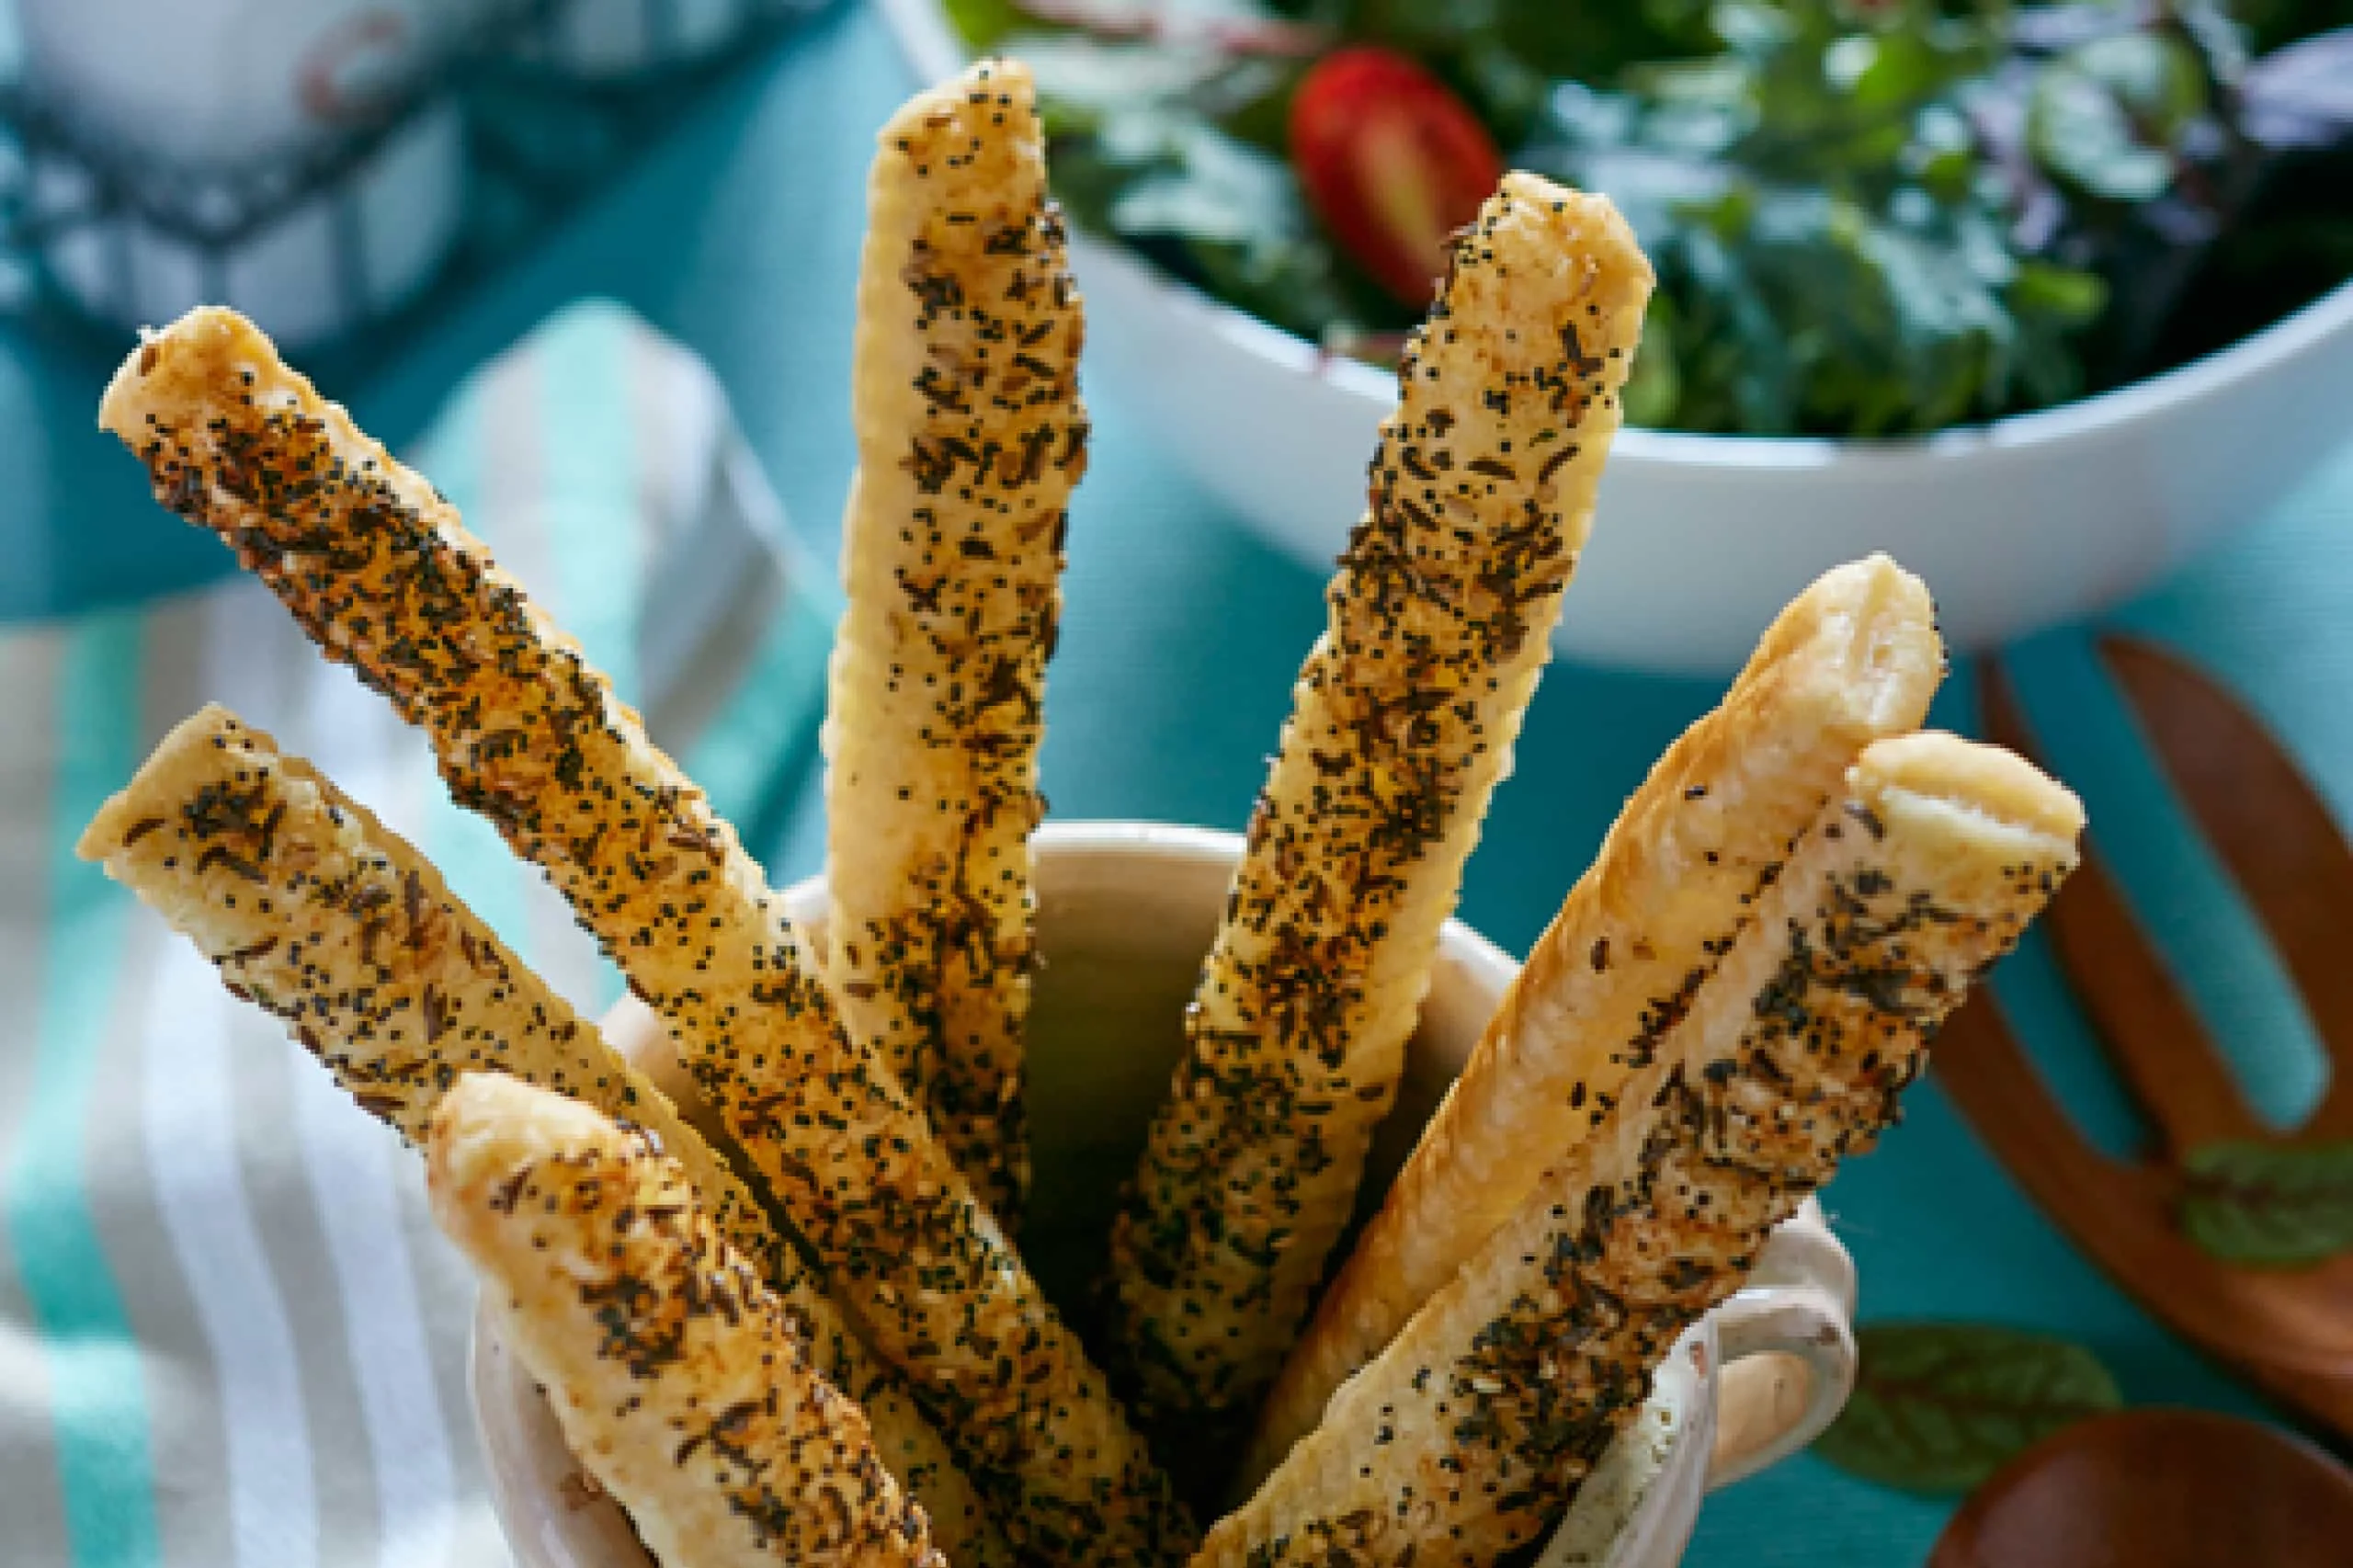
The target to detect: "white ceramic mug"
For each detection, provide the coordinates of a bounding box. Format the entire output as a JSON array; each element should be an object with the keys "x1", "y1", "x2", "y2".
[{"x1": 470, "y1": 821, "x2": 1859, "y2": 1566}]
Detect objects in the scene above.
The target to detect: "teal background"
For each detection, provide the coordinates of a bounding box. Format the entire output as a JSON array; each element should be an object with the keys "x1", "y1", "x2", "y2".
[{"x1": 6, "y1": 6, "x2": 2351, "y2": 1562}]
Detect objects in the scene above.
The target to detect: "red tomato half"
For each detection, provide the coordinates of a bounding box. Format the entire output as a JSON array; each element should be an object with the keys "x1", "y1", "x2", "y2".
[{"x1": 1289, "y1": 46, "x2": 1506, "y2": 308}]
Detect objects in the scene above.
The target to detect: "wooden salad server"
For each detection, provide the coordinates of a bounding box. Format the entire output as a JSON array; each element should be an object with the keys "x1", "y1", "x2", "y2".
[
  {"x1": 1935, "y1": 635, "x2": 2353, "y2": 1443},
  {"x1": 1927, "y1": 1409, "x2": 2353, "y2": 1567}
]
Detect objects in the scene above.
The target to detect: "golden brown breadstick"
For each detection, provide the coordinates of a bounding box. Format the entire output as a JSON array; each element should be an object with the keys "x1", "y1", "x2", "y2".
[
  {"x1": 76, "y1": 705, "x2": 1004, "y2": 1564},
  {"x1": 1104, "y1": 173, "x2": 1655, "y2": 1426},
  {"x1": 99, "y1": 308, "x2": 1189, "y2": 1565},
  {"x1": 1246, "y1": 554, "x2": 1945, "y2": 1476},
  {"x1": 427, "y1": 1074, "x2": 943, "y2": 1568},
  {"x1": 824, "y1": 57, "x2": 1083, "y2": 1221},
  {"x1": 683, "y1": 1036, "x2": 1195, "y2": 1565},
  {"x1": 1199, "y1": 734, "x2": 2082, "y2": 1566}
]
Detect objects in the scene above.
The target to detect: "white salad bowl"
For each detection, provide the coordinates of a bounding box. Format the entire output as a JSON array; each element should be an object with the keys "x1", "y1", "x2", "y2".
[
  {"x1": 880, "y1": 0, "x2": 2353, "y2": 675},
  {"x1": 472, "y1": 822, "x2": 1859, "y2": 1568}
]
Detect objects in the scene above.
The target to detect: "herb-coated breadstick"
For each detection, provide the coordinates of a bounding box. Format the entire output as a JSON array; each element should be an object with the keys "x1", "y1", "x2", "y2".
[
  {"x1": 77, "y1": 705, "x2": 1004, "y2": 1564},
  {"x1": 1247, "y1": 555, "x2": 1945, "y2": 1476},
  {"x1": 99, "y1": 305, "x2": 1190, "y2": 1567},
  {"x1": 824, "y1": 58, "x2": 1084, "y2": 1222},
  {"x1": 1104, "y1": 173, "x2": 1654, "y2": 1427},
  {"x1": 1199, "y1": 734, "x2": 2082, "y2": 1565},
  {"x1": 428, "y1": 1074, "x2": 944, "y2": 1568},
  {"x1": 676, "y1": 977, "x2": 1195, "y2": 1566}
]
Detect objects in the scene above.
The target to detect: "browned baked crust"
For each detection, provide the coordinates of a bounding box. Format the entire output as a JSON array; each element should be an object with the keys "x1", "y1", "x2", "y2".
[
  {"x1": 824, "y1": 57, "x2": 1083, "y2": 1221},
  {"x1": 428, "y1": 1074, "x2": 944, "y2": 1568},
  {"x1": 100, "y1": 303, "x2": 1187, "y2": 1565},
  {"x1": 77, "y1": 704, "x2": 1003, "y2": 1562},
  {"x1": 1199, "y1": 734, "x2": 2081, "y2": 1565},
  {"x1": 1102, "y1": 172, "x2": 1656, "y2": 1429},
  {"x1": 1247, "y1": 554, "x2": 1944, "y2": 1476}
]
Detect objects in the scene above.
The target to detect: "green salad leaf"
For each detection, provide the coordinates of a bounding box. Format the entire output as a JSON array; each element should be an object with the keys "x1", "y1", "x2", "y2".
[
  {"x1": 1522, "y1": 2, "x2": 2105, "y2": 432},
  {"x1": 1017, "y1": 34, "x2": 1382, "y2": 336},
  {"x1": 946, "y1": 0, "x2": 2353, "y2": 437},
  {"x1": 2029, "y1": 30, "x2": 2210, "y2": 202}
]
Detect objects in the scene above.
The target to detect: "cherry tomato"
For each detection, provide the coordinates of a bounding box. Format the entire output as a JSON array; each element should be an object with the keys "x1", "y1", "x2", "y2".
[{"x1": 1289, "y1": 46, "x2": 1506, "y2": 308}]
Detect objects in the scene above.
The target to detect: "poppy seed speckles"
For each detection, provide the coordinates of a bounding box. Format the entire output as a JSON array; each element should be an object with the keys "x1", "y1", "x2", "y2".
[
  {"x1": 1196, "y1": 735, "x2": 2080, "y2": 1566},
  {"x1": 1103, "y1": 175, "x2": 1655, "y2": 1438},
  {"x1": 74, "y1": 703, "x2": 1007, "y2": 1563},
  {"x1": 426, "y1": 1075, "x2": 945, "y2": 1568},
  {"x1": 1245, "y1": 558, "x2": 1946, "y2": 1483},
  {"x1": 827, "y1": 56, "x2": 1081, "y2": 1226},
  {"x1": 98, "y1": 305, "x2": 1100, "y2": 1562}
]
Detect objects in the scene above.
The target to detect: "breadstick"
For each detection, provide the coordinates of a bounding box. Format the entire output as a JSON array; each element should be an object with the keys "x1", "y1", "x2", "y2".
[
  {"x1": 99, "y1": 308, "x2": 1190, "y2": 1566},
  {"x1": 77, "y1": 706, "x2": 1004, "y2": 1565},
  {"x1": 681, "y1": 1026, "x2": 1195, "y2": 1566},
  {"x1": 1104, "y1": 173, "x2": 1655, "y2": 1426},
  {"x1": 1199, "y1": 734, "x2": 2082, "y2": 1566},
  {"x1": 1246, "y1": 554, "x2": 1944, "y2": 1476},
  {"x1": 824, "y1": 57, "x2": 1083, "y2": 1221},
  {"x1": 427, "y1": 1073, "x2": 942, "y2": 1568}
]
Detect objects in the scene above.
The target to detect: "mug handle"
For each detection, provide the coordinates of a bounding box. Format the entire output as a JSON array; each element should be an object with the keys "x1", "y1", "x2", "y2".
[{"x1": 1704, "y1": 1197, "x2": 1859, "y2": 1491}]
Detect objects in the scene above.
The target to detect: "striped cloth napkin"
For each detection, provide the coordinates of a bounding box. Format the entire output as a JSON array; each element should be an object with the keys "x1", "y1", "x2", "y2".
[{"x1": 0, "y1": 301, "x2": 840, "y2": 1568}]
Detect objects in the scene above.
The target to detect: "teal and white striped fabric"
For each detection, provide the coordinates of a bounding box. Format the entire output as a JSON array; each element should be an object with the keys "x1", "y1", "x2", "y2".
[{"x1": 0, "y1": 301, "x2": 839, "y2": 1568}]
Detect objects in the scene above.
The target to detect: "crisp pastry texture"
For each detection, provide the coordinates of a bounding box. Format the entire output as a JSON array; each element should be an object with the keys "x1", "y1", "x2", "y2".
[
  {"x1": 1104, "y1": 173, "x2": 1655, "y2": 1428},
  {"x1": 77, "y1": 705, "x2": 1003, "y2": 1564},
  {"x1": 78, "y1": 706, "x2": 787, "y2": 1266},
  {"x1": 824, "y1": 57, "x2": 1082, "y2": 1222},
  {"x1": 682, "y1": 973, "x2": 1196, "y2": 1567},
  {"x1": 1198, "y1": 733, "x2": 2082, "y2": 1566},
  {"x1": 427, "y1": 1074, "x2": 944, "y2": 1568},
  {"x1": 1246, "y1": 554, "x2": 1944, "y2": 1476},
  {"x1": 98, "y1": 306, "x2": 1189, "y2": 1568}
]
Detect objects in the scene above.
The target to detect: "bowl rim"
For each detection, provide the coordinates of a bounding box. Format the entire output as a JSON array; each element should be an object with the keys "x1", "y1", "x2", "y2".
[{"x1": 877, "y1": 0, "x2": 2353, "y2": 474}]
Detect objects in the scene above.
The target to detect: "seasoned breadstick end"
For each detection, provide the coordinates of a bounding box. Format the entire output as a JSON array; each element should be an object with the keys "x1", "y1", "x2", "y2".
[
  {"x1": 1247, "y1": 555, "x2": 1944, "y2": 1476},
  {"x1": 76, "y1": 704, "x2": 1005, "y2": 1565},
  {"x1": 824, "y1": 57, "x2": 1082, "y2": 1221},
  {"x1": 98, "y1": 306, "x2": 1185, "y2": 1566},
  {"x1": 78, "y1": 705, "x2": 781, "y2": 1257},
  {"x1": 1199, "y1": 735, "x2": 2081, "y2": 1566},
  {"x1": 427, "y1": 1074, "x2": 944, "y2": 1568},
  {"x1": 684, "y1": 979, "x2": 1197, "y2": 1568},
  {"x1": 1105, "y1": 173, "x2": 1655, "y2": 1426}
]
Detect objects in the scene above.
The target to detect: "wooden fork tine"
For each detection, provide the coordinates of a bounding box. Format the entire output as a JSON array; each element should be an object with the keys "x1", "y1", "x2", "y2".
[
  {"x1": 2041, "y1": 850, "x2": 2268, "y2": 1151},
  {"x1": 2101, "y1": 635, "x2": 2353, "y2": 1138},
  {"x1": 1931, "y1": 995, "x2": 2146, "y2": 1210},
  {"x1": 1980, "y1": 659, "x2": 2266, "y2": 1153}
]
